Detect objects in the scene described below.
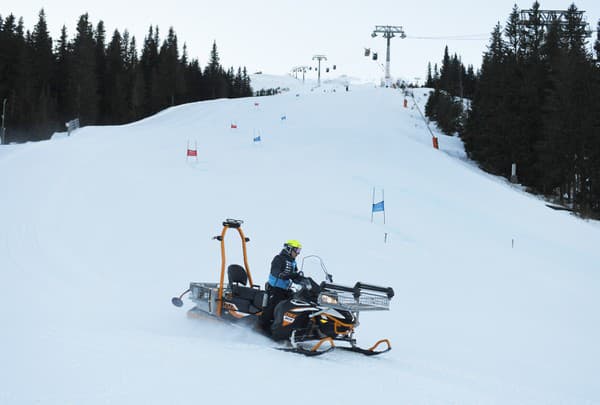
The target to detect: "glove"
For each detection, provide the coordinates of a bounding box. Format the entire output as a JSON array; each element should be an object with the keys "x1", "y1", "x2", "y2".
[{"x1": 291, "y1": 271, "x2": 304, "y2": 282}]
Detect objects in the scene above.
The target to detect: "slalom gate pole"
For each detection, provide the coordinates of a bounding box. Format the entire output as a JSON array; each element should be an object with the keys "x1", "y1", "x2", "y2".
[
  {"x1": 382, "y1": 189, "x2": 386, "y2": 225},
  {"x1": 371, "y1": 187, "x2": 375, "y2": 223}
]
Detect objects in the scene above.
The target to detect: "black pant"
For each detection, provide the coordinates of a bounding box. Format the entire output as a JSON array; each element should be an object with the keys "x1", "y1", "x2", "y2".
[{"x1": 259, "y1": 287, "x2": 291, "y2": 331}]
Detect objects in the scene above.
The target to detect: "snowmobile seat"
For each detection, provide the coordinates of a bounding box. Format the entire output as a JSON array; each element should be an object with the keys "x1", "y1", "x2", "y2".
[
  {"x1": 227, "y1": 264, "x2": 267, "y2": 314},
  {"x1": 228, "y1": 264, "x2": 248, "y2": 286}
]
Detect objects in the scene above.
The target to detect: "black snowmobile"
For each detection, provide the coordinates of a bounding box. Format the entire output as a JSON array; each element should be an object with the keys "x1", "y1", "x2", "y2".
[
  {"x1": 268, "y1": 269, "x2": 394, "y2": 356},
  {"x1": 172, "y1": 219, "x2": 395, "y2": 356}
]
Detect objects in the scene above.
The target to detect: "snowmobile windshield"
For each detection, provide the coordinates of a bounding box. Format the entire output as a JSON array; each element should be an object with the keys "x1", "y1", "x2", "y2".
[{"x1": 298, "y1": 255, "x2": 333, "y2": 284}]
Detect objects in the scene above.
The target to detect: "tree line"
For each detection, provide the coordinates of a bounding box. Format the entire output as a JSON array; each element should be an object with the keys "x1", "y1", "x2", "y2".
[
  {"x1": 0, "y1": 10, "x2": 254, "y2": 143},
  {"x1": 426, "y1": 2, "x2": 600, "y2": 218},
  {"x1": 424, "y1": 46, "x2": 477, "y2": 134},
  {"x1": 425, "y1": 47, "x2": 477, "y2": 99}
]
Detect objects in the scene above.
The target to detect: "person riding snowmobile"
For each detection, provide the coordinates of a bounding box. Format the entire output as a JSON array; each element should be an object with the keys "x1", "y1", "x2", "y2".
[{"x1": 259, "y1": 240, "x2": 303, "y2": 333}]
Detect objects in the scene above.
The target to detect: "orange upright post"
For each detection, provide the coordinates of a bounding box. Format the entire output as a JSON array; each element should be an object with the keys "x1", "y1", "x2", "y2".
[
  {"x1": 403, "y1": 99, "x2": 408, "y2": 108},
  {"x1": 432, "y1": 136, "x2": 439, "y2": 149},
  {"x1": 214, "y1": 219, "x2": 253, "y2": 317}
]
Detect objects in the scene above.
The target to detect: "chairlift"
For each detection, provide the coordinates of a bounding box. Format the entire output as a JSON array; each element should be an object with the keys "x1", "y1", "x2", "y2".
[
  {"x1": 326, "y1": 67, "x2": 330, "y2": 73},
  {"x1": 364, "y1": 48, "x2": 371, "y2": 57},
  {"x1": 333, "y1": 65, "x2": 336, "y2": 70},
  {"x1": 372, "y1": 52, "x2": 378, "y2": 61}
]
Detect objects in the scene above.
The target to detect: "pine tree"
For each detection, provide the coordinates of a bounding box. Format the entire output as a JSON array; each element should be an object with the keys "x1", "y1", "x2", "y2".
[
  {"x1": 464, "y1": 65, "x2": 477, "y2": 97},
  {"x1": 54, "y1": 25, "x2": 72, "y2": 125},
  {"x1": 105, "y1": 29, "x2": 127, "y2": 123},
  {"x1": 208, "y1": 41, "x2": 220, "y2": 75},
  {"x1": 521, "y1": 1, "x2": 544, "y2": 61},
  {"x1": 462, "y1": 23, "x2": 512, "y2": 175},
  {"x1": 439, "y1": 46, "x2": 450, "y2": 91},
  {"x1": 95, "y1": 21, "x2": 108, "y2": 123},
  {"x1": 71, "y1": 13, "x2": 98, "y2": 124},
  {"x1": 242, "y1": 66, "x2": 253, "y2": 96},
  {"x1": 140, "y1": 26, "x2": 160, "y2": 115},
  {"x1": 205, "y1": 41, "x2": 227, "y2": 98},
  {"x1": 505, "y1": 5, "x2": 523, "y2": 60},
  {"x1": 16, "y1": 19, "x2": 43, "y2": 141},
  {"x1": 0, "y1": 14, "x2": 27, "y2": 141},
  {"x1": 123, "y1": 32, "x2": 142, "y2": 120},
  {"x1": 594, "y1": 20, "x2": 600, "y2": 60},
  {"x1": 588, "y1": 60, "x2": 600, "y2": 215},
  {"x1": 30, "y1": 9, "x2": 55, "y2": 134},
  {"x1": 184, "y1": 58, "x2": 203, "y2": 101},
  {"x1": 563, "y1": 3, "x2": 588, "y2": 56},
  {"x1": 233, "y1": 67, "x2": 243, "y2": 97},
  {"x1": 157, "y1": 27, "x2": 180, "y2": 107},
  {"x1": 561, "y1": 4, "x2": 594, "y2": 212},
  {"x1": 532, "y1": 20, "x2": 564, "y2": 195},
  {"x1": 425, "y1": 62, "x2": 433, "y2": 87}
]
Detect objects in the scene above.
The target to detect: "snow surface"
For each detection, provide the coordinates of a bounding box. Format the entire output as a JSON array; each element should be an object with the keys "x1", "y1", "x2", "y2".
[{"x1": 1, "y1": 74, "x2": 600, "y2": 404}]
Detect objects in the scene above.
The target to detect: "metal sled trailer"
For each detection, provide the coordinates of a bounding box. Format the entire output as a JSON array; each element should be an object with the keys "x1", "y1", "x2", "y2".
[{"x1": 172, "y1": 219, "x2": 268, "y2": 322}]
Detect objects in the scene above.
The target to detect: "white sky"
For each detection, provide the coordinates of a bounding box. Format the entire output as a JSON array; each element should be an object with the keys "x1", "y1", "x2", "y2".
[{"x1": 5, "y1": 0, "x2": 600, "y2": 81}]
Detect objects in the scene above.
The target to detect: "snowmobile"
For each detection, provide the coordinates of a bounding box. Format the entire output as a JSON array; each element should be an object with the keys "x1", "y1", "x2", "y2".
[
  {"x1": 269, "y1": 267, "x2": 394, "y2": 356},
  {"x1": 171, "y1": 218, "x2": 395, "y2": 356}
]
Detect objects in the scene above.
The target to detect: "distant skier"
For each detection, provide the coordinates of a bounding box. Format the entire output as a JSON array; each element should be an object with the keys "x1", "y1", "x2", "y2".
[{"x1": 259, "y1": 240, "x2": 303, "y2": 333}]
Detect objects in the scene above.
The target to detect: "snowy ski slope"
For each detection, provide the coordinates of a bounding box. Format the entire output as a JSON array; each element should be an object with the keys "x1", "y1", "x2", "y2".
[{"x1": 1, "y1": 74, "x2": 599, "y2": 404}]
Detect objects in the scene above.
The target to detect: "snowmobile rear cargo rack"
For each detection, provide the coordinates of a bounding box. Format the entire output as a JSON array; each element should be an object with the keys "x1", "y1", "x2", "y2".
[
  {"x1": 188, "y1": 282, "x2": 220, "y2": 314},
  {"x1": 172, "y1": 219, "x2": 263, "y2": 319}
]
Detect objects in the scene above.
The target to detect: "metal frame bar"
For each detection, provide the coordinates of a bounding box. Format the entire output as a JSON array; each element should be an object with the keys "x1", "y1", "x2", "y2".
[{"x1": 215, "y1": 220, "x2": 253, "y2": 317}]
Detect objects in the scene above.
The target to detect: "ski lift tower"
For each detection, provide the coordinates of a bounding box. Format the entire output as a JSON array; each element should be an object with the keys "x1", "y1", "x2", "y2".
[
  {"x1": 518, "y1": 8, "x2": 593, "y2": 57},
  {"x1": 312, "y1": 55, "x2": 327, "y2": 87},
  {"x1": 293, "y1": 66, "x2": 311, "y2": 83},
  {"x1": 371, "y1": 25, "x2": 406, "y2": 86},
  {"x1": 518, "y1": 7, "x2": 591, "y2": 35}
]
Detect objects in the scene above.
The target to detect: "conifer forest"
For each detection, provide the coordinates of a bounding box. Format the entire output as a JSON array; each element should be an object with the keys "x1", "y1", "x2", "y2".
[
  {"x1": 0, "y1": 10, "x2": 253, "y2": 143},
  {"x1": 425, "y1": 2, "x2": 600, "y2": 218}
]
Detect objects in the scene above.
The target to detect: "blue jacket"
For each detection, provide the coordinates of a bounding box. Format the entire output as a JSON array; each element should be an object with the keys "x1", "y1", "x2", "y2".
[{"x1": 268, "y1": 250, "x2": 300, "y2": 290}]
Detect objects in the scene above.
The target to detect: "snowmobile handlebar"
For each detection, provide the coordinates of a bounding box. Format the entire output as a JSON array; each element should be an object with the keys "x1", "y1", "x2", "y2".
[{"x1": 292, "y1": 276, "x2": 321, "y2": 300}]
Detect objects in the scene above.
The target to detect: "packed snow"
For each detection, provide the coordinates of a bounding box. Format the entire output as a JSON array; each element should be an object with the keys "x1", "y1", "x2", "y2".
[{"x1": 1, "y1": 74, "x2": 599, "y2": 404}]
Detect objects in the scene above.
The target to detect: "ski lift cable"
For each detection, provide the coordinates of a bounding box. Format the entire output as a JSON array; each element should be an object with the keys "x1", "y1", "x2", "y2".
[{"x1": 406, "y1": 34, "x2": 489, "y2": 41}]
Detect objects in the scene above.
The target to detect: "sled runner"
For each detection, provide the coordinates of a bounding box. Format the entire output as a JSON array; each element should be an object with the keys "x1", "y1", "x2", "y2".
[{"x1": 172, "y1": 219, "x2": 394, "y2": 356}]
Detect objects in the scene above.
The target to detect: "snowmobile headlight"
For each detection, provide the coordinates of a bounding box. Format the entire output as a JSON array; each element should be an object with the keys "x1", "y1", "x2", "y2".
[{"x1": 320, "y1": 293, "x2": 338, "y2": 305}]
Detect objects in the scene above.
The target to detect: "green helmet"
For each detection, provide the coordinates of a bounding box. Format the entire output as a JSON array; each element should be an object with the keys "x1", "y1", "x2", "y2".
[
  {"x1": 284, "y1": 239, "x2": 302, "y2": 255},
  {"x1": 285, "y1": 240, "x2": 302, "y2": 248}
]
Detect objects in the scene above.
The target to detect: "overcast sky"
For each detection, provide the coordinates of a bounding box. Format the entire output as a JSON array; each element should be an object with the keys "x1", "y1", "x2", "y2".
[{"x1": 5, "y1": 0, "x2": 600, "y2": 82}]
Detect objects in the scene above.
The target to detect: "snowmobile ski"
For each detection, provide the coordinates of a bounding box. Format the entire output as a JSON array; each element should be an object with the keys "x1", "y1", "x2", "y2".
[
  {"x1": 277, "y1": 335, "x2": 335, "y2": 356},
  {"x1": 337, "y1": 338, "x2": 392, "y2": 356}
]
